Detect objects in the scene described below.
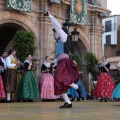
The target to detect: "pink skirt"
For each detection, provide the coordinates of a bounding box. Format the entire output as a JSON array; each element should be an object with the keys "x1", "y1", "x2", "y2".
[
  {"x1": 93, "y1": 72, "x2": 115, "y2": 98},
  {"x1": 40, "y1": 73, "x2": 60, "y2": 99},
  {"x1": 0, "y1": 75, "x2": 6, "y2": 99}
]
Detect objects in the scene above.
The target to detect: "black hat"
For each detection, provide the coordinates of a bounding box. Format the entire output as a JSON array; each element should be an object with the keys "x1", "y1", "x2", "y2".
[
  {"x1": 0, "y1": 50, "x2": 7, "y2": 56},
  {"x1": 8, "y1": 48, "x2": 15, "y2": 55}
]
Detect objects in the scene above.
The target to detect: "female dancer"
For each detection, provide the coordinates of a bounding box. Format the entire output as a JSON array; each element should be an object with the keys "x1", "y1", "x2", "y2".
[
  {"x1": 0, "y1": 66, "x2": 6, "y2": 101},
  {"x1": 18, "y1": 55, "x2": 39, "y2": 102},
  {"x1": 69, "y1": 60, "x2": 87, "y2": 101},
  {"x1": 93, "y1": 56, "x2": 115, "y2": 102},
  {"x1": 47, "y1": 11, "x2": 81, "y2": 108},
  {"x1": 40, "y1": 56, "x2": 59, "y2": 101}
]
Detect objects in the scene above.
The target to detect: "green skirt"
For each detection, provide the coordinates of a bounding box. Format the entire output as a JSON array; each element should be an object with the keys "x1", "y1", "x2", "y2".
[{"x1": 17, "y1": 71, "x2": 39, "y2": 100}]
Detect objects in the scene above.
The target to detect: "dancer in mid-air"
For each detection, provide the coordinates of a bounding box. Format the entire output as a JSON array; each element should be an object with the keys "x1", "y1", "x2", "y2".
[{"x1": 45, "y1": 11, "x2": 81, "y2": 108}]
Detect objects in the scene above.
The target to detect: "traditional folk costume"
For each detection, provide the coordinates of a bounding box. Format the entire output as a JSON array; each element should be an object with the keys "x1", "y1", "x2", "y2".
[
  {"x1": 49, "y1": 13, "x2": 80, "y2": 108},
  {"x1": 112, "y1": 83, "x2": 120, "y2": 99},
  {"x1": 93, "y1": 62, "x2": 115, "y2": 101},
  {"x1": 112, "y1": 61, "x2": 120, "y2": 99},
  {"x1": 0, "y1": 74, "x2": 6, "y2": 99},
  {"x1": 17, "y1": 59, "x2": 39, "y2": 101},
  {"x1": 0, "y1": 56, "x2": 7, "y2": 100},
  {"x1": 40, "y1": 59, "x2": 59, "y2": 101},
  {"x1": 69, "y1": 80, "x2": 87, "y2": 101},
  {"x1": 5, "y1": 55, "x2": 17, "y2": 102},
  {"x1": 12, "y1": 63, "x2": 24, "y2": 101},
  {"x1": 0, "y1": 56, "x2": 7, "y2": 87}
]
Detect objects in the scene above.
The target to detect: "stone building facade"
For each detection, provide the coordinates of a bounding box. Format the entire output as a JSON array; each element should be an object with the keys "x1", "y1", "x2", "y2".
[{"x1": 0, "y1": 0, "x2": 109, "y2": 92}]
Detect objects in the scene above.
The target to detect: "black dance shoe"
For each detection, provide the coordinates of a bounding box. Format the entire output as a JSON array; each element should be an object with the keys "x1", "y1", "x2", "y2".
[
  {"x1": 71, "y1": 98, "x2": 75, "y2": 101},
  {"x1": 28, "y1": 99, "x2": 33, "y2": 102},
  {"x1": 1, "y1": 99, "x2": 6, "y2": 103},
  {"x1": 59, "y1": 103, "x2": 72, "y2": 109},
  {"x1": 6, "y1": 100, "x2": 14, "y2": 103},
  {"x1": 104, "y1": 99, "x2": 108, "y2": 102}
]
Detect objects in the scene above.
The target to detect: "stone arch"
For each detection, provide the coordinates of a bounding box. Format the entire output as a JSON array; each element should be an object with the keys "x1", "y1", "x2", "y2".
[
  {"x1": 78, "y1": 29, "x2": 90, "y2": 51},
  {"x1": 0, "y1": 11, "x2": 40, "y2": 60}
]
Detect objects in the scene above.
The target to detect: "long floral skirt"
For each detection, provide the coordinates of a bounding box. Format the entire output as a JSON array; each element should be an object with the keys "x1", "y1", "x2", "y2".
[
  {"x1": 93, "y1": 72, "x2": 115, "y2": 98},
  {"x1": 0, "y1": 75, "x2": 6, "y2": 99},
  {"x1": 112, "y1": 83, "x2": 120, "y2": 98},
  {"x1": 54, "y1": 58, "x2": 79, "y2": 95},
  {"x1": 17, "y1": 71, "x2": 39, "y2": 100},
  {"x1": 40, "y1": 73, "x2": 60, "y2": 99}
]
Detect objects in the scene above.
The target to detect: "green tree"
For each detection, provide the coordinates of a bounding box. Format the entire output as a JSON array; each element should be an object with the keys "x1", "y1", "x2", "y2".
[
  {"x1": 70, "y1": 54, "x2": 82, "y2": 70},
  {"x1": 13, "y1": 30, "x2": 36, "y2": 62},
  {"x1": 84, "y1": 52, "x2": 99, "y2": 81}
]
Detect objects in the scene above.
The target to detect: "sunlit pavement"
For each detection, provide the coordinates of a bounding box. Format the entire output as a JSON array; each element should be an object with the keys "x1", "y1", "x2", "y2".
[{"x1": 0, "y1": 100, "x2": 120, "y2": 120}]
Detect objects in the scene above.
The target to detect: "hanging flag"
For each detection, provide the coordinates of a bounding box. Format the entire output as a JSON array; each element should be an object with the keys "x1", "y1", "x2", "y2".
[
  {"x1": 70, "y1": 0, "x2": 88, "y2": 25},
  {"x1": 7, "y1": 0, "x2": 31, "y2": 12}
]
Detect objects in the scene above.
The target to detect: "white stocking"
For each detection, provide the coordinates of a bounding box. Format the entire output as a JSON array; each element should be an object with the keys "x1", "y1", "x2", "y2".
[
  {"x1": 69, "y1": 83, "x2": 78, "y2": 89},
  {"x1": 61, "y1": 93, "x2": 71, "y2": 104},
  {"x1": 7, "y1": 92, "x2": 11, "y2": 101}
]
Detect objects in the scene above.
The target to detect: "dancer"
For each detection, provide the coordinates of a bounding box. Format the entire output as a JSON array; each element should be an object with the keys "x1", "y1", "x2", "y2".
[
  {"x1": 0, "y1": 67, "x2": 6, "y2": 101},
  {"x1": 47, "y1": 11, "x2": 80, "y2": 108},
  {"x1": 5, "y1": 49, "x2": 19, "y2": 102},
  {"x1": 0, "y1": 51, "x2": 7, "y2": 102},
  {"x1": 93, "y1": 56, "x2": 115, "y2": 102},
  {"x1": 69, "y1": 60, "x2": 87, "y2": 101},
  {"x1": 112, "y1": 61, "x2": 120, "y2": 99},
  {"x1": 17, "y1": 55, "x2": 39, "y2": 102},
  {"x1": 0, "y1": 51, "x2": 7, "y2": 84},
  {"x1": 40, "y1": 56, "x2": 59, "y2": 101}
]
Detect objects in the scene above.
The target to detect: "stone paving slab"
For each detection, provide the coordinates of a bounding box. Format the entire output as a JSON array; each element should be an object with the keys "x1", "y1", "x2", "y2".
[{"x1": 0, "y1": 101, "x2": 120, "y2": 120}]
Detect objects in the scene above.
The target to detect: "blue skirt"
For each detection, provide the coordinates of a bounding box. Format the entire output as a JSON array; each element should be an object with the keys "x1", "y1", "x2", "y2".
[
  {"x1": 112, "y1": 83, "x2": 120, "y2": 98},
  {"x1": 68, "y1": 80, "x2": 87, "y2": 98}
]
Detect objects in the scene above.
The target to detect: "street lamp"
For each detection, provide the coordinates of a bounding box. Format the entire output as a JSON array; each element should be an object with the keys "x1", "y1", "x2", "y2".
[
  {"x1": 71, "y1": 28, "x2": 80, "y2": 42},
  {"x1": 63, "y1": 20, "x2": 71, "y2": 34},
  {"x1": 53, "y1": 29, "x2": 59, "y2": 40}
]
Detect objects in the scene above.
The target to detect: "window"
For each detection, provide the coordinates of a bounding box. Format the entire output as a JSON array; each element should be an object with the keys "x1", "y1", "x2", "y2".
[
  {"x1": 106, "y1": 35, "x2": 111, "y2": 45},
  {"x1": 105, "y1": 20, "x2": 112, "y2": 32},
  {"x1": 117, "y1": 51, "x2": 120, "y2": 56},
  {"x1": 88, "y1": 0, "x2": 93, "y2": 4}
]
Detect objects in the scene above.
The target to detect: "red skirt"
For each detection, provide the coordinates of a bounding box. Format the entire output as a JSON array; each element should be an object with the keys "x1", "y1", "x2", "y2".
[
  {"x1": 0, "y1": 75, "x2": 6, "y2": 99},
  {"x1": 54, "y1": 58, "x2": 79, "y2": 95},
  {"x1": 93, "y1": 72, "x2": 115, "y2": 98}
]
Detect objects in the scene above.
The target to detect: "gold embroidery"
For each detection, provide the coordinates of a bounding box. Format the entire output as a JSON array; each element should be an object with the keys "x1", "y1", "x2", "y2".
[{"x1": 75, "y1": 0, "x2": 83, "y2": 14}]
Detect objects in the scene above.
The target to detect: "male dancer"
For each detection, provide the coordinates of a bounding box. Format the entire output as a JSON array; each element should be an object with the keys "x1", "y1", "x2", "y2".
[
  {"x1": 46, "y1": 12, "x2": 81, "y2": 108},
  {"x1": 5, "y1": 49, "x2": 20, "y2": 102}
]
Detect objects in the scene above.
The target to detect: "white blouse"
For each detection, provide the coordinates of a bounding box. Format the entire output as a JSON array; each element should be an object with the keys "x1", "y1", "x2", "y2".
[
  {"x1": 49, "y1": 13, "x2": 68, "y2": 43},
  {"x1": 6, "y1": 55, "x2": 16, "y2": 69}
]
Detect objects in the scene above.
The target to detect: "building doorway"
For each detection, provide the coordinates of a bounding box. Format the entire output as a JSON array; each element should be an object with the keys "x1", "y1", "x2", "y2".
[{"x1": 0, "y1": 23, "x2": 26, "y2": 51}]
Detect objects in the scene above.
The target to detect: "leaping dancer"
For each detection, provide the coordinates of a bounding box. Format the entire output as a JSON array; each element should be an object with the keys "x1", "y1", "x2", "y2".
[{"x1": 45, "y1": 11, "x2": 81, "y2": 108}]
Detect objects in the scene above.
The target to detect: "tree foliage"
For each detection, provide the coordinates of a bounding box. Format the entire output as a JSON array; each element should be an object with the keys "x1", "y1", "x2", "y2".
[
  {"x1": 70, "y1": 54, "x2": 82, "y2": 70},
  {"x1": 13, "y1": 30, "x2": 36, "y2": 62},
  {"x1": 84, "y1": 52, "x2": 99, "y2": 81}
]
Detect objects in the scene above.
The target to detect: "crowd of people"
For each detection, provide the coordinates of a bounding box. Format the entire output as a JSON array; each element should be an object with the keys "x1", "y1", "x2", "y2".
[{"x1": 1, "y1": 12, "x2": 120, "y2": 109}]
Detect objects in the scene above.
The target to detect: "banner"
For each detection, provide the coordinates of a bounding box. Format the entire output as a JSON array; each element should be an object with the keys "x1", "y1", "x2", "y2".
[
  {"x1": 70, "y1": 0, "x2": 88, "y2": 25},
  {"x1": 7, "y1": 0, "x2": 31, "y2": 12}
]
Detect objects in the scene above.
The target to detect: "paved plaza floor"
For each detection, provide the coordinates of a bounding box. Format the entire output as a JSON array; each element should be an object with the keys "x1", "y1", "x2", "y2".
[{"x1": 0, "y1": 100, "x2": 120, "y2": 120}]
